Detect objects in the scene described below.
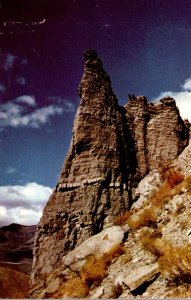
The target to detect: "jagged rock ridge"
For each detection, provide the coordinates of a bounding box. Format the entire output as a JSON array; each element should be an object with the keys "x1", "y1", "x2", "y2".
[
  {"x1": 125, "y1": 95, "x2": 189, "y2": 181},
  {"x1": 31, "y1": 50, "x2": 189, "y2": 296}
]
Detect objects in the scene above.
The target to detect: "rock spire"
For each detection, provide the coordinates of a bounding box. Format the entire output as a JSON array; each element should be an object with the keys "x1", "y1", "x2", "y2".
[
  {"x1": 31, "y1": 50, "x2": 189, "y2": 296},
  {"x1": 31, "y1": 50, "x2": 132, "y2": 289}
]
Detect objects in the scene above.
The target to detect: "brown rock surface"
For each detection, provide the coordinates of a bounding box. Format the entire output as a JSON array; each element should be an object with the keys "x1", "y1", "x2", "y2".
[
  {"x1": 31, "y1": 50, "x2": 132, "y2": 289},
  {"x1": 78, "y1": 143, "x2": 191, "y2": 299},
  {"x1": 115, "y1": 262, "x2": 159, "y2": 291},
  {"x1": 30, "y1": 50, "x2": 189, "y2": 297},
  {"x1": 125, "y1": 95, "x2": 189, "y2": 181}
]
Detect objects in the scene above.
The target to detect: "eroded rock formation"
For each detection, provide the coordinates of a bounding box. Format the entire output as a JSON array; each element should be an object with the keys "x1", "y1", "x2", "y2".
[
  {"x1": 31, "y1": 50, "x2": 132, "y2": 289},
  {"x1": 31, "y1": 50, "x2": 189, "y2": 296},
  {"x1": 125, "y1": 95, "x2": 189, "y2": 181}
]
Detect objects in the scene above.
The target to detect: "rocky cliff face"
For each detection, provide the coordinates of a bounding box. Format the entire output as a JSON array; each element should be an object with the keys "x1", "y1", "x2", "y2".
[
  {"x1": 30, "y1": 50, "x2": 189, "y2": 297},
  {"x1": 125, "y1": 96, "x2": 189, "y2": 181},
  {"x1": 31, "y1": 50, "x2": 132, "y2": 288}
]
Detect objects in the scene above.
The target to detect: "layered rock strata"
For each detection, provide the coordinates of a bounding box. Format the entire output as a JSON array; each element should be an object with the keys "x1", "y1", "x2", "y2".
[
  {"x1": 31, "y1": 50, "x2": 189, "y2": 295},
  {"x1": 125, "y1": 95, "x2": 189, "y2": 181},
  {"x1": 31, "y1": 50, "x2": 132, "y2": 288}
]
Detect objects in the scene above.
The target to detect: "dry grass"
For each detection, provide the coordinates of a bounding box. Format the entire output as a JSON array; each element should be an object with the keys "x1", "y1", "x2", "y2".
[
  {"x1": 131, "y1": 167, "x2": 191, "y2": 291},
  {"x1": 148, "y1": 168, "x2": 185, "y2": 208},
  {"x1": 165, "y1": 168, "x2": 184, "y2": 188},
  {"x1": 127, "y1": 207, "x2": 158, "y2": 230},
  {"x1": 0, "y1": 266, "x2": 30, "y2": 298},
  {"x1": 117, "y1": 168, "x2": 186, "y2": 232},
  {"x1": 58, "y1": 243, "x2": 126, "y2": 298},
  {"x1": 55, "y1": 277, "x2": 89, "y2": 298},
  {"x1": 169, "y1": 175, "x2": 191, "y2": 198},
  {"x1": 139, "y1": 230, "x2": 191, "y2": 286},
  {"x1": 149, "y1": 182, "x2": 172, "y2": 207},
  {"x1": 184, "y1": 175, "x2": 191, "y2": 186},
  {"x1": 110, "y1": 284, "x2": 123, "y2": 298},
  {"x1": 136, "y1": 170, "x2": 191, "y2": 287},
  {"x1": 159, "y1": 165, "x2": 184, "y2": 187},
  {"x1": 183, "y1": 175, "x2": 191, "y2": 195},
  {"x1": 114, "y1": 211, "x2": 131, "y2": 226},
  {"x1": 139, "y1": 229, "x2": 163, "y2": 258},
  {"x1": 80, "y1": 243, "x2": 126, "y2": 288},
  {"x1": 165, "y1": 285, "x2": 191, "y2": 298},
  {"x1": 158, "y1": 244, "x2": 191, "y2": 284},
  {"x1": 80, "y1": 255, "x2": 108, "y2": 287}
]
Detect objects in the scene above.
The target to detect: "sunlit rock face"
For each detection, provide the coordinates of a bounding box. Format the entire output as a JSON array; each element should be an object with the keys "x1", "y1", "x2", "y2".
[
  {"x1": 30, "y1": 50, "x2": 189, "y2": 296},
  {"x1": 31, "y1": 50, "x2": 132, "y2": 287},
  {"x1": 125, "y1": 95, "x2": 189, "y2": 182}
]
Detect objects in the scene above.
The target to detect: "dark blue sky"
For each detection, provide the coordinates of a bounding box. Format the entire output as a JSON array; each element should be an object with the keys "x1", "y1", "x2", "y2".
[{"x1": 1, "y1": 0, "x2": 191, "y2": 189}]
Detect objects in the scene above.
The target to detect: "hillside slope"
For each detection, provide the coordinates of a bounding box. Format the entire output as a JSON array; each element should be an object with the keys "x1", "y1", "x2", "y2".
[
  {"x1": 0, "y1": 223, "x2": 36, "y2": 275},
  {"x1": 0, "y1": 266, "x2": 29, "y2": 298},
  {"x1": 30, "y1": 141, "x2": 191, "y2": 298}
]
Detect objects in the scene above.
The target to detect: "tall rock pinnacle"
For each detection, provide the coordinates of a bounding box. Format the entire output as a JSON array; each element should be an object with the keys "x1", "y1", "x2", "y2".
[
  {"x1": 31, "y1": 50, "x2": 131, "y2": 287},
  {"x1": 31, "y1": 51, "x2": 189, "y2": 296}
]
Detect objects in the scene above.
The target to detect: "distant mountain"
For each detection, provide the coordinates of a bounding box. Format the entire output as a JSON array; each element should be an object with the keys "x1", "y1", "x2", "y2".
[
  {"x1": 0, "y1": 223, "x2": 36, "y2": 298},
  {"x1": 0, "y1": 223, "x2": 36, "y2": 275}
]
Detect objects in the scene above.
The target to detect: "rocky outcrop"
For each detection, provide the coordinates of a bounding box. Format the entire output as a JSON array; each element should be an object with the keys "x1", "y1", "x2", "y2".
[
  {"x1": 30, "y1": 50, "x2": 189, "y2": 296},
  {"x1": 31, "y1": 50, "x2": 132, "y2": 289},
  {"x1": 125, "y1": 95, "x2": 189, "y2": 181},
  {"x1": 115, "y1": 263, "x2": 159, "y2": 292},
  {"x1": 62, "y1": 225, "x2": 129, "y2": 272}
]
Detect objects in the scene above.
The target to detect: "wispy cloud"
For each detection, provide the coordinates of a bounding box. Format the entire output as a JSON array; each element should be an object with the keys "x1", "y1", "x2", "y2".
[
  {"x1": 20, "y1": 105, "x2": 63, "y2": 128},
  {"x1": 0, "y1": 96, "x2": 67, "y2": 129},
  {"x1": 3, "y1": 53, "x2": 16, "y2": 70},
  {"x1": 6, "y1": 167, "x2": 16, "y2": 174},
  {"x1": 48, "y1": 96, "x2": 76, "y2": 112},
  {"x1": 16, "y1": 77, "x2": 26, "y2": 85},
  {"x1": 0, "y1": 182, "x2": 52, "y2": 226},
  {"x1": 63, "y1": 100, "x2": 76, "y2": 112},
  {"x1": 15, "y1": 95, "x2": 36, "y2": 106},
  {"x1": 0, "y1": 51, "x2": 28, "y2": 99},
  {"x1": 154, "y1": 78, "x2": 191, "y2": 121}
]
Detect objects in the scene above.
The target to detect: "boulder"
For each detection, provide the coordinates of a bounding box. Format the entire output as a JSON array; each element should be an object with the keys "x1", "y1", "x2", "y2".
[{"x1": 115, "y1": 263, "x2": 159, "y2": 292}]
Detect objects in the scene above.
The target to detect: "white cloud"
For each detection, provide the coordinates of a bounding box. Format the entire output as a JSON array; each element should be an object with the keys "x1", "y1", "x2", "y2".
[
  {"x1": 0, "y1": 206, "x2": 7, "y2": 218},
  {"x1": 0, "y1": 51, "x2": 28, "y2": 98},
  {"x1": 154, "y1": 78, "x2": 191, "y2": 121},
  {"x1": 6, "y1": 167, "x2": 16, "y2": 174},
  {"x1": 0, "y1": 206, "x2": 10, "y2": 227},
  {"x1": 16, "y1": 77, "x2": 26, "y2": 85},
  {"x1": 3, "y1": 53, "x2": 16, "y2": 70},
  {"x1": 0, "y1": 182, "x2": 52, "y2": 226},
  {"x1": 25, "y1": 105, "x2": 63, "y2": 128},
  {"x1": 15, "y1": 95, "x2": 36, "y2": 106},
  {"x1": 48, "y1": 96, "x2": 76, "y2": 112},
  {"x1": 0, "y1": 98, "x2": 64, "y2": 129},
  {"x1": 64, "y1": 100, "x2": 76, "y2": 112},
  {"x1": 182, "y1": 78, "x2": 191, "y2": 91}
]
